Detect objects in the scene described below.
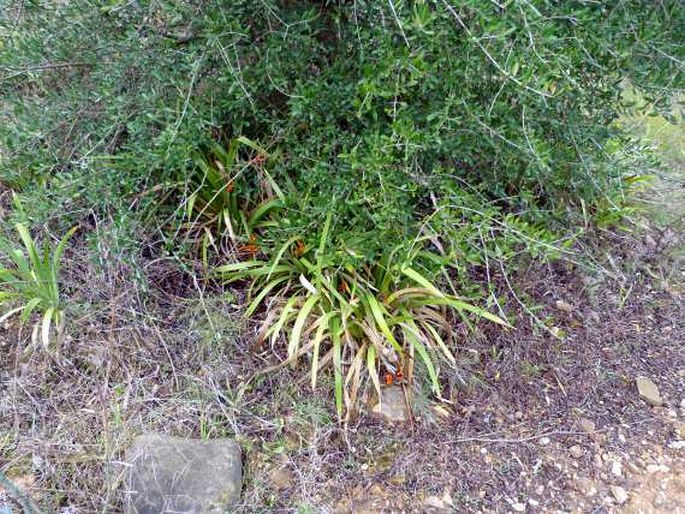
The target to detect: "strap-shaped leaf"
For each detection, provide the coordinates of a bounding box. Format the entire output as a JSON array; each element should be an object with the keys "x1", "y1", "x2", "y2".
[
  {"x1": 400, "y1": 266, "x2": 444, "y2": 297},
  {"x1": 365, "y1": 294, "x2": 403, "y2": 354},
  {"x1": 42, "y1": 308, "x2": 55, "y2": 350},
  {"x1": 311, "y1": 311, "x2": 336, "y2": 389},
  {"x1": 20, "y1": 297, "x2": 42, "y2": 323},
  {"x1": 270, "y1": 295, "x2": 300, "y2": 346},
  {"x1": 410, "y1": 296, "x2": 509, "y2": 326},
  {"x1": 245, "y1": 275, "x2": 290, "y2": 317},
  {"x1": 402, "y1": 320, "x2": 441, "y2": 396},
  {"x1": 267, "y1": 236, "x2": 300, "y2": 280},
  {"x1": 288, "y1": 294, "x2": 319, "y2": 359},
  {"x1": 366, "y1": 343, "x2": 381, "y2": 400},
  {"x1": 331, "y1": 317, "x2": 344, "y2": 418}
]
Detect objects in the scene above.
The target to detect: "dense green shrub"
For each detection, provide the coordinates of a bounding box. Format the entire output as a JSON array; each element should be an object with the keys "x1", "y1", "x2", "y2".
[{"x1": 2, "y1": 1, "x2": 680, "y2": 247}]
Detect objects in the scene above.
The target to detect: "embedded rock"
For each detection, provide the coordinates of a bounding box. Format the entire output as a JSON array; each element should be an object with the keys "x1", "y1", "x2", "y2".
[{"x1": 125, "y1": 435, "x2": 242, "y2": 514}]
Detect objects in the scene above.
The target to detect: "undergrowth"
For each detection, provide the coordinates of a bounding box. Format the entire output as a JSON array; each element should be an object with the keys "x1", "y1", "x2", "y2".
[{"x1": 0, "y1": 196, "x2": 75, "y2": 350}]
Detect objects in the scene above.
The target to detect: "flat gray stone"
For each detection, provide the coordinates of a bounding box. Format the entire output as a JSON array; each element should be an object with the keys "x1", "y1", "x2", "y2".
[
  {"x1": 372, "y1": 386, "x2": 409, "y2": 423},
  {"x1": 636, "y1": 377, "x2": 662, "y2": 406},
  {"x1": 125, "y1": 435, "x2": 242, "y2": 514}
]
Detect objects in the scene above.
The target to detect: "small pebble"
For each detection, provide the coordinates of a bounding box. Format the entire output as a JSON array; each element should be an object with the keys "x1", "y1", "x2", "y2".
[
  {"x1": 626, "y1": 462, "x2": 642, "y2": 475},
  {"x1": 540, "y1": 437, "x2": 551, "y2": 446},
  {"x1": 579, "y1": 418, "x2": 596, "y2": 433},
  {"x1": 646, "y1": 464, "x2": 661, "y2": 474},
  {"x1": 569, "y1": 445, "x2": 583, "y2": 459},
  {"x1": 512, "y1": 503, "x2": 526, "y2": 512},
  {"x1": 574, "y1": 477, "x2": 596, "y2": 496},
  {"x1": 611, "y1": 461, "x2": 622, "y2": 477},
  {"x1": 653, "y1": 492, "x2": 666, "y2": 507},
  {"x1": 528, "y1": 498, "x2": 539, "y2": 507},
  {"x1": 611, "y1": 486, "x2": 628, "y2": 505}
]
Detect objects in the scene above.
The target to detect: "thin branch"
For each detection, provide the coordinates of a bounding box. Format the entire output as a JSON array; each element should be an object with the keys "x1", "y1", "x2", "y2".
[
  {"x1": 1, "y1": 62, "x2": 96, "y2": 83},
  {"x1": 387, "y1": 0, "x2": 411, "y2": 48},
  {"x1": 439, "y1": 0, "x2": 552, "y2": 100}
]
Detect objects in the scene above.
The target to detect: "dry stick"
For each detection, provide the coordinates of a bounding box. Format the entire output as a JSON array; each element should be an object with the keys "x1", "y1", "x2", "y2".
[
  {"x1": 1, "y1": 62, "x2": 96, "y2": 82},
  {"x1": 192, "y1": 273, "x2": 216, "y2": 336},
  {"x1": 442, "y1": 428, "x2": 607, "y2": 446},
  {"x1": 478, "y1": 226, "x2": 508, "y2": 322},
  {"x1": 215, "y1": 39, "x2": 255, "y2": 110},
  {"x1": 99, "y1": 286, "x2": 118, "y2": 514},
  {"x1": 8, "y1": 0, "x2": 25, "y2": 37},
  {"x1": 387, "y1": 0, "x2": 410, "y2": 48},
  {"x1": 153, "y1": 324, "x2": 180, "y2": 391},
  {"x1": 404, "y1": 344, "x2": 416, "y2": 435},
  {"x1": 401, "y1": 381, "x2": 415, "y2": 436}
]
